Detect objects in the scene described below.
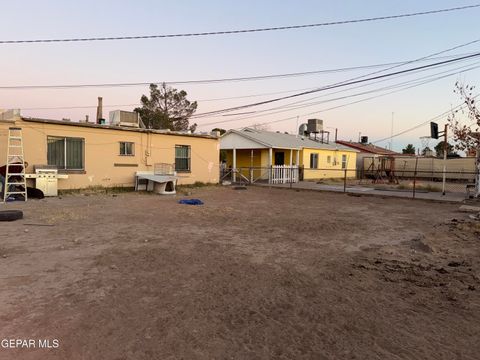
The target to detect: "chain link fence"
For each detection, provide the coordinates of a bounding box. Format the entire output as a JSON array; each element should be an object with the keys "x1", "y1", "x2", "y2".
[
  {"x1": 304, "y1": 168, "x2": 477, "y2": 198},
  {"x1": 220, "y1": 165, "x2": 478, "y2": 200}
]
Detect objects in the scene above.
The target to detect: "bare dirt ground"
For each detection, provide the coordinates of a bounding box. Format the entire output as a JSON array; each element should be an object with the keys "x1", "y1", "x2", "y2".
[{"x1": 0, "y1": 186, "x2": 479, "y2": 359}]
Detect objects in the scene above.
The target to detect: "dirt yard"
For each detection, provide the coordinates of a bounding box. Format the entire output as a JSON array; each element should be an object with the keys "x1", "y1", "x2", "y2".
[{"x1": 0, "y1": 186, "x2": 479, "y2": 359}]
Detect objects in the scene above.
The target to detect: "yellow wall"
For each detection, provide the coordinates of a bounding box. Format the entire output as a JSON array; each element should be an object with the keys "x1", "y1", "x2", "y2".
[
  {"x1": 301, "y1": 148, "x2": 357, "y2": 179},
  {"x1": 0, "y1": 118, "x2": 219, "y2": 189},
  {"x1": 225, "y1": 148, "x2": 301, "y2": 168},
  {"x1": 226, "y1": 149, "x2": 263, "y2": 168},
  {"x1": 223, "y1": 146, "x2": 356, "y2": 180},
  {"x1": 225, "y1": 149, "x2": 266, "y2": 180}
]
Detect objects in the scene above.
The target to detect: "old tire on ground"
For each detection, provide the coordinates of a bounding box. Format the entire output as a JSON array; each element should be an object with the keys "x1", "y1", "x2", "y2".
[{"x1": 0, "y1": 210, "x2": 23, "y2": 221}]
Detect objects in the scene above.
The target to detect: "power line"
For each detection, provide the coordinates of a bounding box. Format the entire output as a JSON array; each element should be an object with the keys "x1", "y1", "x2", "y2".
[
  {"x1": 17, "y1": 54, "x2": 480, "y2": 122},
  {"x1": 20, "y1": 61, "x2": 478, "y2": 123},
  {"x1": 9, "y1": 40, "x2": 480, "y2": 121},
  {"x1": 196, "y1": 40, "x2": 480, "y2": 118},
  {"x1": 13, "y1": 53, "x2": 478, "y2": 111},
  {"x1": 199, "y1": 64, "x2": 480, "y2": 129},
  {"x1": 2, "y1": 51, "x2": 477, "y2": 91},
  {"x1": 19, "y1": 103, "x2": 140, "y2": 111},
  {"x1": 191, "y1": 37, "x2": 480, "y2": 118},
  {"x1": 204, "y1": 47, "x2": 480, "y2": 105},
  {"x1": 198, "y1": 39, "x2": 480, "y2": 115},
  {"x1": 1, "y1": 4, "x2": 478, "y2": 44},
  {"x1": 371, "y1": 94, "x2": 480, "y2": 144},
  {"x1": 212, "y1": 59, "x2": 480, "y2": 120},
  {"x1": 190, "y1": 51, "x2": 480, "y2": 118}
]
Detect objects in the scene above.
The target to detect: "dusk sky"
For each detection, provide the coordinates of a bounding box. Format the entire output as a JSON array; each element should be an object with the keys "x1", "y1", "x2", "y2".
[{"x1": 1, "y1": 0, "x2": 480, "y2": 152}]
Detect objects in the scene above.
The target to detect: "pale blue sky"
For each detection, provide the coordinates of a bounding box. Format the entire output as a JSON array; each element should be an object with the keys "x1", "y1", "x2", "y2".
[{"x1": 1, "y1": 0, "x2": 479, "y2": 151}]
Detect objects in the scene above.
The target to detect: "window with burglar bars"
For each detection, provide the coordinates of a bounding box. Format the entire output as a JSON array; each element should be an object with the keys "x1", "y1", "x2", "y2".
[
  {"x1": 47, "y1": 136, "x2": 84, "y2": 170},
  {"x1": 341, "y1": 154, "x2": 347, "y2": 169},
  {"x1": 175, "y1": 145, "x2": 191, "y2": 172},
  {"x1": 119, "y1": 142, "x2": 134, "y2": 156},
  {"x1": 310, "y1": 153, "x2": 318, "y2": 169}
]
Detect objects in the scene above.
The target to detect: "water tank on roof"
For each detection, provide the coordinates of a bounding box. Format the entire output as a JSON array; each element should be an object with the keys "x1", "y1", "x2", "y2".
[
  {"x1": 361, "y1": 136, "x2": 369, "y2": 144},
  {"x1": 298, "y1": 123, "x2": 308, "y2": 136},
  {"x1": 307, "y1": 118, "x2": 323, "y2": 133}
]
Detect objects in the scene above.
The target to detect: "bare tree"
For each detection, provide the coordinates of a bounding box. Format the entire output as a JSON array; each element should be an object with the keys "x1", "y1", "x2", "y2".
[{"x1": 448, "y1": 82, "x2": 480, "y2": 196}]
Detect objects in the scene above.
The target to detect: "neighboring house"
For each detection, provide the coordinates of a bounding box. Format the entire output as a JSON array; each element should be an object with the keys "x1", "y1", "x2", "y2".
[
  {"x1": 336, "y1": 139, "x2": 477, "y2": 181},
  {"x1": 0, "y1": 109, "x2": 219, "y2": 190},
  {"x1": 220, "y1": 128, "x2": 357, "y2": 182},
  {"x1": 335, "y1": 140, "x2": 401, "y2": 174}
]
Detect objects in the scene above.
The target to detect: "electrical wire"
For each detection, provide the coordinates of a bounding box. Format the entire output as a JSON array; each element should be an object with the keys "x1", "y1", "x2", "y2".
[
  {"x1": 188, "y1": 38, "x2": 480, "y2": 119},
  {"x1": 371, "y1": 94, "x2": 480, "y2": 144},
  {"x1": 207, "y1": 68, "x2": 480, "y2": 130},
  {"x1": 190, "y1": 51, "x2": 480, "y2": 119},
  {"x1": 192, "y1": 38, "x2": 480, "y2": 127},
  {"x1": 1, "y1": 4, "x2": 477, "y2": 44},
  {"x1": 210, "y1": 60, "x2": 480, "y2": 122},
  {"x1": 3, "y1": 50, "x2": 478, "y2": 91},
  {"x1": 13, "y1": 51, "x2": 480, "y2": 111},
  {"x1": 21, "y1": 60, "x2": 478, "y2": 131}
]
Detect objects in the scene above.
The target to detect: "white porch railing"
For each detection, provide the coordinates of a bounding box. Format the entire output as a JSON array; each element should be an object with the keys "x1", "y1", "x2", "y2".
[{"x1": 270, "y1": 165, "x2": 299, "y2": 184}]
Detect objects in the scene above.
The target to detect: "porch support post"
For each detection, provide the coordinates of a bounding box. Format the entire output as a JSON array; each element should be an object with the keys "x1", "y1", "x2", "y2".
[
  {"x1": 296, "y1": 149, "x2": 300, "y2": 183},
  {"x1": 250, "y1": 149, "x2": 254, "y2": 183},
  {"x1": 289, "y1": 149, "x2": 293, "y2": 166},
  {"x1": 268, "y1": 147, "x2": 273, "y2": 184},
  {"x1": 233, "y1": 148, "x2": 237, "y2": 182}
]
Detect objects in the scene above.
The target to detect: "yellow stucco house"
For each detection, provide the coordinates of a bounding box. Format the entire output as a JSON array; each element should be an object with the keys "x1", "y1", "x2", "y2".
[
  {"x1": 220, "y1": 128, "x2": 357, "y2": 183},
  {"x1": 0, "y1": 109, "x2": 219, "y2": 191}
]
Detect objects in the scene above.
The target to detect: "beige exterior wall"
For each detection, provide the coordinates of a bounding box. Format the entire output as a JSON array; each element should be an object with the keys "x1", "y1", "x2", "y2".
[{"x1": 0, "y1": 118, "x2": 219, "y2": 189}]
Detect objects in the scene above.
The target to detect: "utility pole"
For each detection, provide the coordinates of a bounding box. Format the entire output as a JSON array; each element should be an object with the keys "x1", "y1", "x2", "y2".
[{"x1": 442, "y1": 124, "x2": 448, "y2": 196}]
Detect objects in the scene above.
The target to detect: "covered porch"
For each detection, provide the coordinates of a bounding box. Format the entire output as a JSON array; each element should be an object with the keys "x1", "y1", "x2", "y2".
[{"x1": 222, "y1": 147, "x2": 300, "y2": 184}]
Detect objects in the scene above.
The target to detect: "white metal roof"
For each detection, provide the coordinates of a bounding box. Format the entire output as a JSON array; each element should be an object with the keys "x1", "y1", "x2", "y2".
[{"x1": 220, "y1": 128, "x2": 357, "y2": 151}]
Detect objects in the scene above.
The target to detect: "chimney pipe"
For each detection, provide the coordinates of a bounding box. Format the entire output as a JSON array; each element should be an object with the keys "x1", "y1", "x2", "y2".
[
  {"x1": 96, "y1": 97, "x2": 103, "y2": 124},
  {"x1": 335, "y1": 128, "x2": 338, "y2": 142}
]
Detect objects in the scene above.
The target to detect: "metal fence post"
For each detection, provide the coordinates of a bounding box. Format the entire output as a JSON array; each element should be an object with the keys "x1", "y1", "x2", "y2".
[
  {"x1": 343, "y1": 169, "x2": 347, "y2": 193},
  {"x1": 289, "y1": 167, "x2": 292, "y2": 189},
  {"x1": 413, "y1": 157, "x2": 418, "y2": 199}
]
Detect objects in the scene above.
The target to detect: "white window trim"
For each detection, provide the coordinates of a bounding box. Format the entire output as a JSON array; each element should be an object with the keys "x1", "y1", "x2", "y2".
[{"x1": 119, "y1": 142, "x2": 135, "y2": 156}]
